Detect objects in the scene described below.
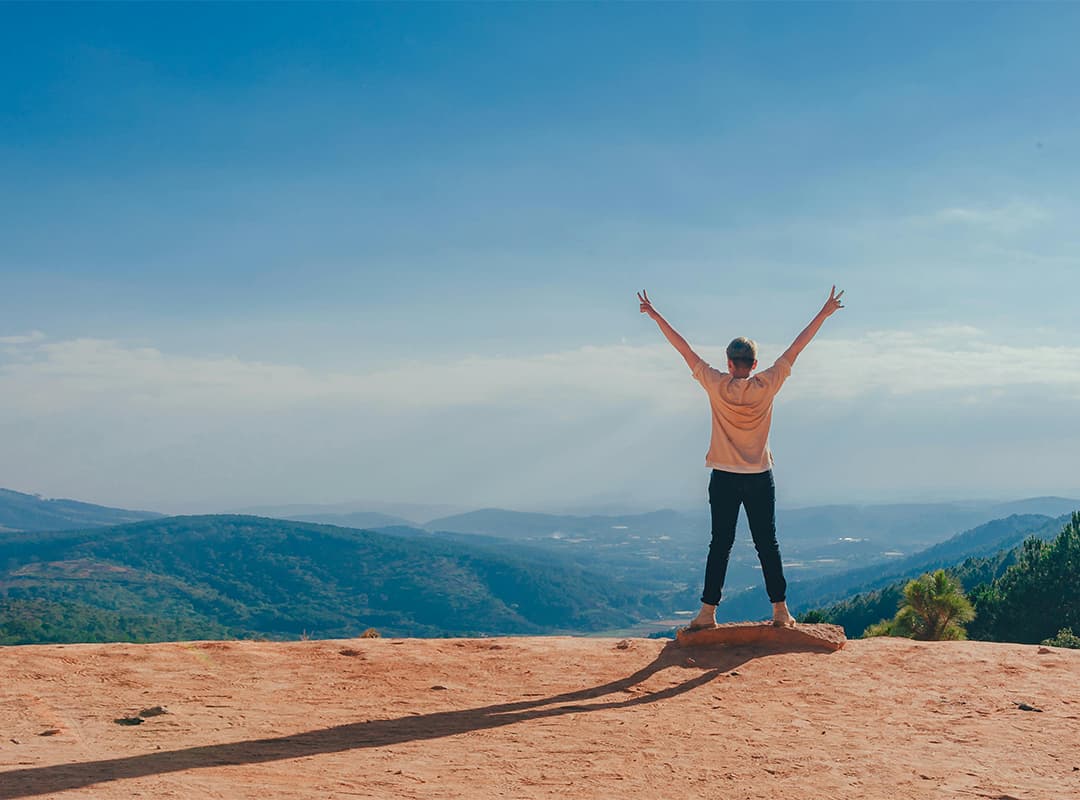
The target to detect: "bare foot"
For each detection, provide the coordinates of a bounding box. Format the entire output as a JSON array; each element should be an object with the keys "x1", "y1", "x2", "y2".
[
  {"x1": 688, "y1": 603, "x2": 718, "y2": 631},
  {"x1": 687, "y1": 619, "x2": 717, "y2": 632},
  {"x1": 772, "y1": 602, "x2": 796, "y2": 628}
]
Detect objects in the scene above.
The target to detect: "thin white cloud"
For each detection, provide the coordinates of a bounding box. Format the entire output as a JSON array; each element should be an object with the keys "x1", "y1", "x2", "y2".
[
  {"x1": 0, "y1": 337, "x2": 691, "y2": 414},
  {"x1": 1, "y1": 328, "x2": 1079, "y2": 417},
  {"x1": 0, "y1": 330, "x2": 46, "y2": 345},
  {"x1": 778, "y1": 326, "x2": 1080, "y2": 401},
  {"x1": 933, "y1": 202, "x2": 1049, "y2": 233}
]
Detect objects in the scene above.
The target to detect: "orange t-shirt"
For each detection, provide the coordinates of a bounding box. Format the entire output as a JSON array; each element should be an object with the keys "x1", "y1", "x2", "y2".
[{"x1": 690, "y1": 356, "x2": 792, "y2": 473}]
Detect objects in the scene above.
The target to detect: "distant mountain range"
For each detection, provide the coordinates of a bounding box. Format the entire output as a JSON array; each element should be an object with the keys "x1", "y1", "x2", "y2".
[
  {"x1": 320, "y1": 498, "x2": 1080, "y2": 614},
  {"x1": 8, "y1": 483, "x2": 1073, "y2": 549},
  {"x1": 229, "y1": 501, "x2": 465, "y2": 526},
  {"x1": 0, "y1": 488, "x2": 160, "y2": 533},
  {"x1": 278, "y1": 511, "x2": 416, "y2": 529},
  {"x1": 423, "y1": 497, "x2": 1080, "y2": 547}
]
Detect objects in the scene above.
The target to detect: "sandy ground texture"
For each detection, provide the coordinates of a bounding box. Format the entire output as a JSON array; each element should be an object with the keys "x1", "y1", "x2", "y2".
[{"x1": 1, "y1": 634, "x2": 1079, "y2": 800}]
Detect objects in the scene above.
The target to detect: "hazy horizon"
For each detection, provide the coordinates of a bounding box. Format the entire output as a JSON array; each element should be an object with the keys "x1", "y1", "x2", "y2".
[
  {"x1": 5, "y1": 484, "x2": 1079, "y2": 526},
  {"x1": 3, "y1": 5, "x2": 1078, "y2": 512}
]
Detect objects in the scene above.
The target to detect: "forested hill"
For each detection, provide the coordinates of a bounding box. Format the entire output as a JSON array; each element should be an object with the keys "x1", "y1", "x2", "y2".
[
  {"x1": 794, "y1": 512, "x2": 1068, "y2": 608},
  {"x1": 804, "y1": 512, "x2": 1080, "y2": 645},
  {"x1": 712, "y1": 512, "x2": 1066, "y2": 623},
  {"x1": 0, "y1": 487, "x2": 160, "y2": 532},
  {"x1": 0, "y1": 515, "x2": 670, "y2": 644}
]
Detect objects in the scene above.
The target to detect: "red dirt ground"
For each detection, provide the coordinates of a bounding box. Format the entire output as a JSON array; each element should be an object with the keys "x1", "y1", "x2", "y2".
[{"x1": 2, "y1": 636, "x2": 1078, "y2": 799}]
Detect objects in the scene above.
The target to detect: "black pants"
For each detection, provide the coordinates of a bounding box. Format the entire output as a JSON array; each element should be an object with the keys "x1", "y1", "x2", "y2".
[{"x1": 701, "y1": 469, "x2": 787, "y2": 605}]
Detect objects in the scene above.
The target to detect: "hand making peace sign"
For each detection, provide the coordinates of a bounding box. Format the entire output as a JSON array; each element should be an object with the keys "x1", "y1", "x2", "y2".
[
  {"x1": 638, "y1": 290, "x2": 659, "y2": 320},
  {"x1": 821, "y1": 286, "x2": 845, "y2": 318}
]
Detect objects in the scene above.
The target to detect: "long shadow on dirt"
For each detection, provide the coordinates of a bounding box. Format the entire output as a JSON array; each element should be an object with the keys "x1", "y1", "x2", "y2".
[{"x1": 0, "y1": 641, "x2": 832, "y2": 798}]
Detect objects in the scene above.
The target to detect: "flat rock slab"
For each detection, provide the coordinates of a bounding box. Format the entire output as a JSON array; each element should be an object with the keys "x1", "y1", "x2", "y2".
[{"x1": 675, "y1": 621, "x2": 847, "y2": 651}]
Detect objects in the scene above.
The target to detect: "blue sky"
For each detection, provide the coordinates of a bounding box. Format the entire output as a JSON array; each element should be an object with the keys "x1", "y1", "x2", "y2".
[{"x1": 1, "y1": 3, "x2": 1079, "y2": 513}]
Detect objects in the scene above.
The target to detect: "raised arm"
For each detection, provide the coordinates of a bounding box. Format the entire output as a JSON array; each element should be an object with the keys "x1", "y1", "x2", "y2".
[
  {"x1": 780, "y1": 286, "x2": 845, "y2": 366},
  {"x1": 638, "y1": 290, "x2": 701, "y2": 371}
]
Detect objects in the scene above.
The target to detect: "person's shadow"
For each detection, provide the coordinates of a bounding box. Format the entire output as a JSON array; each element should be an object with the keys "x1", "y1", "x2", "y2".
[{"x1": 0, "y1": 640, "x2": 822, "y2": 799}]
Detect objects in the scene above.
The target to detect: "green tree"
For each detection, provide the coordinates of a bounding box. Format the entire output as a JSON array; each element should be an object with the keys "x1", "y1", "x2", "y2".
[
  {"x1": 865, "y1": 570, "x2": 975, "y2": 641},
  {"x1": 1042, "y1": 628, "x2": 1080, "y2": 649},
  {"x1": 968, "y1": 513, "x2": 1080, "y2": 644}
]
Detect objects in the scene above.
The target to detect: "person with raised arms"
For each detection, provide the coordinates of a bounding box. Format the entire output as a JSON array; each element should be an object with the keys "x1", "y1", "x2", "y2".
[{"x1": 638, "y1": 287, "x2": 845, "y2": 629}]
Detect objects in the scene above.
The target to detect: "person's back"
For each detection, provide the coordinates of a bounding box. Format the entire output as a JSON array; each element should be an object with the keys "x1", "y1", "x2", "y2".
[
  {"x1": 691, "y1": 343, "x2": 791, "y2": 474},
  {"x1": 638, "y1": 288, "x2": 844, "y2": 629}
]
